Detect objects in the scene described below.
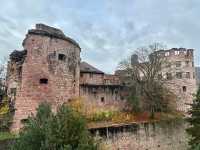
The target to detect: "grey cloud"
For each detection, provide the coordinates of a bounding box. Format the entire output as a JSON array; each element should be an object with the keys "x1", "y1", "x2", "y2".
[{"x1": 0, "y1": 0, "x2": 199, "y2": 72}]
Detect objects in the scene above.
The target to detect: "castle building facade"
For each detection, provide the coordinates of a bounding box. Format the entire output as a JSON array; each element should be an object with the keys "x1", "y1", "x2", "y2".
[
  {"x1": 157, "y1": 48, "x2": 197, "y2": 112},
  {"x1": 6, "y1": 24, "x2": 197, "y2": 131}
]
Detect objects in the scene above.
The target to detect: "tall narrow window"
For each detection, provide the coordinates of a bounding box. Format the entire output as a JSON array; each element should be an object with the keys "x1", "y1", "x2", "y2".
[
  {"x1": 185, "y1": 61, "x2": 190, "y2": 67},
  {"x1": 192, "y1": 61, "x2": 194, "y2": 67},
  {"x1": 89, "y1": 73, "x2": 93, "y2": 78},
  {"x1": 0, "y1": 95, "x2": 3, "y2": 103},
  {"x1": 186, "y1": 72, "x2": 190, "y2": 79},
  {"x1": 183, "y1": 86, "x2": 187, "y2": 92},
  {"x1": 101, "y1": 97, "x2": 105, "y2": 103},
  {"x1": 40, "y1": 78, "x2": 48, "y2": 84},
  {"x1": 193, "y1": 72, "x2": 196, "y2": 79}
]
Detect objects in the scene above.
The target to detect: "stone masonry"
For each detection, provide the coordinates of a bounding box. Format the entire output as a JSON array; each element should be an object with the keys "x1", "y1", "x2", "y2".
[
  {"x1": 158, "y1": 48, "x2": 197, "y2": 112},
  {"x1": 6, "y1": 24, "x2": 81, "y2": 131},
  {"x1": 6, "y1": 24, "x2": 197, "y2": 132}
]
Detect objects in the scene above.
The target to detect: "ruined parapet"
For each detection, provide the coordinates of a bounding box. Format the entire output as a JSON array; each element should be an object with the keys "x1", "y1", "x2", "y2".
[
  {"x1": 6, "y1": 50, "x2": 27, "y2": 102},
  {"x1": 8, "y1": 24, "x2": 81, "y2": 131},
  {"x1": 23, "y1": 23, "x2": 80, "y2": 49}
]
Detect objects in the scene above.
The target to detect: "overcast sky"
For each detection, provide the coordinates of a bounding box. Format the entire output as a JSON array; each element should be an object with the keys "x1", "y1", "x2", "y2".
[{"x1": 0, "y1": 0, "x2": 199, "y2": 73}]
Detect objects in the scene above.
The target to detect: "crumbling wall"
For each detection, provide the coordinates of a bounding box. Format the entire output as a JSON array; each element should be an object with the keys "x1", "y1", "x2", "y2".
[
  {"x1": 6, "y1": 50, "x2": 27, "y2": 103},
  {"x1": 160, "y1": 48, "x2": 197, "y2": 112}
]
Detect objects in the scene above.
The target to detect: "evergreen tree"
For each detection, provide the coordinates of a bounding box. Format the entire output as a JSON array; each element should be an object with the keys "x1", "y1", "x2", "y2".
[
  {"x1": 186, "y1": 87, "x2": 200, "y2": 150},
  {"x1": 11, "y1": 102, "x2": 98, "y2": 150}
]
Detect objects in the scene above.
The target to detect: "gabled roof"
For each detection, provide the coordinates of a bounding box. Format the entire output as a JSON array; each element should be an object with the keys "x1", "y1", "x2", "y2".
[{"x1": 80, "y1": 61, "x2": 104, "y2": 74}]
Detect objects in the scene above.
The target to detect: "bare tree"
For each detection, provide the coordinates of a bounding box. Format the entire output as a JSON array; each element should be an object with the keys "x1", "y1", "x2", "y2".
[
  {"x1": 118, "y1": 43, "x2": 175, "y2": 117},
  {"x1": 0, "y1": 57, "x2": 7, "y2": 103}
]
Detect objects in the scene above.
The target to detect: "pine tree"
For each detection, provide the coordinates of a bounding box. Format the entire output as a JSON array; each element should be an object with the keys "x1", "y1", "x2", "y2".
[{"x1": 186, "y1": 87, "x2": 200, "y2": 150}]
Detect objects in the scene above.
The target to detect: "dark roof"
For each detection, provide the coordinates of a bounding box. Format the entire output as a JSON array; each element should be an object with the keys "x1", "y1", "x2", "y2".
[
  {"x1": 25, "y1": 24, "x2": 80, "y2": 49},
  {"x1": 80, "y1": 62, "x2": 104, "y2": 74}
]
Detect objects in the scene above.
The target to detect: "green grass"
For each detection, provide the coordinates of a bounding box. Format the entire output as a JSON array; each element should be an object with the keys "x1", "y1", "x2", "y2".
[{"x1": 0, "y1": 132, "x2": 16, "y2": 141}]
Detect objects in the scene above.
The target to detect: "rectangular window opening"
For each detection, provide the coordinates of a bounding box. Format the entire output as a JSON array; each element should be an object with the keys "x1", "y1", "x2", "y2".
[
  {"x1": 101, "y1": 97, "x2": 105, "y2": 103},
  {"x1": 185, "y1": 61, "x2": 190, "y2": 67},
  {"x1": 186, "y1": 72, "x2": 190, "y2": 79},
  {"x1": 183, "y1": 86, "x2": 187, "y2": 92},
  {"x1": 58, "y1": 54, "x2": 66, "y2": 61},
  {"x1": 40, "y1": 78, "x2": 48, "y2": 84},
  {"x1": 176, "y1": 61, "x2": 182, "y2": 67},
  {"x1": 176, "y1": 72, "x2": 182, "y2": 79},
  {"x1": 89, "y1": 73, "x2": 93, "y2": 78}
]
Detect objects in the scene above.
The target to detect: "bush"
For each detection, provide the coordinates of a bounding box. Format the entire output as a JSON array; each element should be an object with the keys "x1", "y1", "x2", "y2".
[
  {"x1": 186, "y1": 87, "x2": 200, "y2": 150},
  {"x1": 87, "y1": 111, "x2": 115, "y2": 122},
  {"x1": 11, "y1": 102, "x2": 98, "y2": 150}
]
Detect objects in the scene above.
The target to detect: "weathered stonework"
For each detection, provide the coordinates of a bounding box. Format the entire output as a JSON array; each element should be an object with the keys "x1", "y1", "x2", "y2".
[
  {"x1": 7, "y1": 24, "x2": 81, "y2": 131},
  {"x1": 158, "y1": 48, "x2": 197, "y2": 112},
  {"x1": 80, "y1": 62, "x2": 126, "y2": 111},
  {"x1": 6, "y1": 23, "x2": 197, "y2": 132},
  {"x1": 93, "y1": 120, "x2": 188, "y2": 150}
]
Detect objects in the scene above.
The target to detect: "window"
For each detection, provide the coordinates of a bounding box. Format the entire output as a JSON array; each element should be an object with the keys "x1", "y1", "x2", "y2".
[
  {"x1": 21, "y1": 119, "x2": 28, "y2": 124},
  {"x1": 185, "y1": 61, "x2": 190, "y2": 67},
  {"x1": 0, "y1": 95, "x2": 3, "y2": 103},
  {"x1": 192, "y1": 61, "x2": 194, "y2": 67},
  {"x1": 176, "y1": 72, "x2": 182, "y2": 79},
  {"x1": 40, "y1": 78, "x2": 48, "y2": 84},
  {"x1": 58, "y1": 54, "x2": 66, "y2": 61},
  {"x1": 183, "y1": 86, "x2": 187, "y2": 92},
  {"x1": 121, "y1": 96, "x2": 124, "y2": 101},
  {"x1": 166, "y1": 73, "x2": 172, "y2": 80},
  {"x1": 165, "y1": 52, "x2": 170, "y2": 56},
  {"x1": 175, "y1": 51, "x2": 180, "y2": 55},
  {"x1": 186, "y1": 72, "x2": 190, "y2": 79},
  {"x1": 193, "y1": 72, "x2": 196, "y2": 79},
  {"x1": 89, "y1": 73, "x2": 93, "y2": 78},
  {"x1": 101, "y1": 97, "x2": 105, "y2": 103},
  {"x1": 176, "y1": 61, "x2": 181, "y2": 67}
]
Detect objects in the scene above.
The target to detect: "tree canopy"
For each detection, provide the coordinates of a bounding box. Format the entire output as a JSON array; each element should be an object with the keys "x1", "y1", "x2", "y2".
[
  {"x1": 11, "y1": 103, "x2": 98, "y2": 150},
  {"x1": 186, "y1": 87, "x2": 200, "y2": 150}
]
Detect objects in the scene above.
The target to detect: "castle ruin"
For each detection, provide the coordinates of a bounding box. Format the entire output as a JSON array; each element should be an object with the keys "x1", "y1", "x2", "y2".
[{"x1": 6, "y1": 24, "x2": 197, "y2": 131}]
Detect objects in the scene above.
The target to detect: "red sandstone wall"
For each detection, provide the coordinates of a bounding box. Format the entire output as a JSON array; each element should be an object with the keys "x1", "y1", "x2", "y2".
[{"x1": 11, "y1": 33, "x2": 80, "y2": 131}]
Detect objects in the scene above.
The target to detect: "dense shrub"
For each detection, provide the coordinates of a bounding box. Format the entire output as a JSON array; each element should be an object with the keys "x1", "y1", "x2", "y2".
[
  {"x1": 0, "y1": 99, "x2": 13, "y2": 132},
  {"x1": 11, "y1": 102, "x2": 98, "y2": 150},
  {"x1": 186, "y1": 87, "x2": 200, "y2": 150},
  {"x1": 87, "y1": 111, "x2": 115, "y2": 122}
]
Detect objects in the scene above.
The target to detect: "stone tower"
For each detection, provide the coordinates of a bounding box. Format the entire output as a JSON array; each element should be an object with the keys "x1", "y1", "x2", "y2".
[
  {"x1": 6, "y1": 24, "x2": 81, "y2": 131},
  {"x1": 159, "y1": 48, "x2": 197, "y2": 112}
]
